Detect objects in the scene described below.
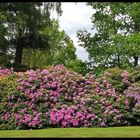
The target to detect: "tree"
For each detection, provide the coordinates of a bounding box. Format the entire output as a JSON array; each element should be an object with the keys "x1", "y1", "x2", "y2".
[
  {"x1": 0, "y1": 2, "x2": 62, "y2": 66},
  {"x1": 77, "y1": 2, "x2": 140, "y2": 70},
  {"x1": 0, "y1": 11, "x2": 10, "y2": 67},
  {"x1": 21, "y1": 18, "x2": 89, "y2": 75},
  {"x1": 53, "y1": 39, "x2": 77, "y2": 65},
  {"x1": 22, "y1": 19, "x2": 76, "y2": 69},
  {"x1": 66, "y1": 59, "x2": 89, "y2": 75}
]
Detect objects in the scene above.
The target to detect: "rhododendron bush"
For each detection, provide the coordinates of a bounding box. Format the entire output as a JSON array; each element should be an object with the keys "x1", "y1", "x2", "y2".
[
  {"x1": 0, "y1": 65, "x2": 139, "y2": 130},
  {"x1": 124, "y1": 83, "x2": 140, "y2": 124}
]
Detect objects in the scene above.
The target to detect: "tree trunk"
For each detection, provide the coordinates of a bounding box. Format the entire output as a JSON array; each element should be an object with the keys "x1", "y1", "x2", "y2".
[
  {"x1": 15, "y1": 43, "x2": 23, "y2": 65},
  {"x1": 15, "y1": 28, "x2": 23, "y2": 65},
  {"x1": 133, "y1": 56, "x2": 138, "y2": 67},
  {"x1": 117, "y1": 54, "x2": 120, "y2": 68}
]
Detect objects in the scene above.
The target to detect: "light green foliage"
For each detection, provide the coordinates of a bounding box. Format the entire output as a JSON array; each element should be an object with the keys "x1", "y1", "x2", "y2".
[
  {"x1": 22, "y1": 48, "x2": 52, "y2": 69},
  {"x1": 66, "y1": 59, "x2": 89, "y2": 75},
  {"x1": 22, "y1": 20, "x2": 89, "y2": 75},
  {"x1": 53, "y1": 39, "x2": 76, "y2": 65},
  {"x1": 129, "y1": 65, "x2": 140, "y2": 83},
  {"x1": 22, "y1": 20, "x2": 77, "y2": 70},
  {"x1": 77, "y1": 2, "x2": 140, "y2": 72},
  {"x1": 0, "y1": 75, "x2": 18, "y2": 102},
  {"x1": 105, "y1": 67, "x2": 126, "y2": 92}
]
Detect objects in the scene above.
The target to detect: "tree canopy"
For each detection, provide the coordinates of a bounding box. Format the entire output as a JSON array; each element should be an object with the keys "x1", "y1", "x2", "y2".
[
  {"x1": 77, "y1": 2, "x2": 140, "y2": 73},
  {"x1": 0, "y1": 2, "x2": 62, "y2": 65}
]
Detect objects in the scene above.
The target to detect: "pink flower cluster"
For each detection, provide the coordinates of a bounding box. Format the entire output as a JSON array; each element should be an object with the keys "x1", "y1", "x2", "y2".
[
  {"x1": 15, "y1": 111, "x2": 43, "y2": 128},
  {"x1": 121, "y1": 71, "x2": 130, "y2": 85},
  {"x1": 50, "y1": 105, "x2": 96, "y2": 127},
  {"x1": 0, "y1": 67, "x2": 11, "y2": 78},
  {"x1": 124, "y1": 83, "x2": 140, "y2": 117}
]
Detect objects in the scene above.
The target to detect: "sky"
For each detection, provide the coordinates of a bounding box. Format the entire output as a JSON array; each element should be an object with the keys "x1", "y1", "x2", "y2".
[{"x1": 51, "y1": 2, "x2": 95, "y2": 62}]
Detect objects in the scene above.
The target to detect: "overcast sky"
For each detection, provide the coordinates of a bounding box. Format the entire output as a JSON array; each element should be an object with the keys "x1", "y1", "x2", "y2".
[{"x1": 51, "y1": 2, "x2": 95, "y2": 62}]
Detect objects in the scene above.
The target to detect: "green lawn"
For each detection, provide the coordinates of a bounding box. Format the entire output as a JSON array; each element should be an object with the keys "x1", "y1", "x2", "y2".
[{"x1": 0, "y1": 126, "x2": 140, "y2": 138}]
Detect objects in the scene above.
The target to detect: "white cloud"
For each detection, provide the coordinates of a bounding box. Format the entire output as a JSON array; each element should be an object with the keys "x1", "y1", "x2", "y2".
[{"x1": 51, "y1": 2, "x2": 95, "y2": 62}]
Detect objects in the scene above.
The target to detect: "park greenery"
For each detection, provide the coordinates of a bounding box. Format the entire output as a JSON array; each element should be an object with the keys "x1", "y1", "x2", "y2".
[
  {"x1": 0, "y1": 2, "x2": 140, "y2": 75},
  {"x1": 0, "y1": 2, "x2": 139, "y2": 133}
]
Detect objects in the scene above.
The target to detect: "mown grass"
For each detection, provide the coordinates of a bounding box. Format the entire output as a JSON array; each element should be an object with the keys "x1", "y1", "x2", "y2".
[{"x1": 0, "y1": 126, "x2": 140, "y2": 138}]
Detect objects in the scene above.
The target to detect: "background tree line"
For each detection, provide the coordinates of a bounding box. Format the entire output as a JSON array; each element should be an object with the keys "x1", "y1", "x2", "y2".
[
  {"x1": 77, "y1": 2, "x2": 140, "y2": 75},
  {"x1": 0, "y1": 2, "x2": 88, "y2": 75},
  {"x1": 0, "y1": 2, "x2": 139, "y2": 76}
]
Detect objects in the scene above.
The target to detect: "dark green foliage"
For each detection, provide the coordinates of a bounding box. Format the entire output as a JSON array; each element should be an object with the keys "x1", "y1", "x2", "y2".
[{"x1": 0, "y1": 2, "x2": 62, "y2": 65}]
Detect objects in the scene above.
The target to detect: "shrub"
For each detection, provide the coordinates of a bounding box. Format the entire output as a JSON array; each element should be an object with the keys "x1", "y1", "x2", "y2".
[
  {"x1": 124, "y1": 82, "x2": 140, "y2": 125},
  {"x1": 105, "y1": 67, "x2": 130, "y2": 93},
  {"x1": 0, "y1": 65, "x2": 137, "y2": 129},
  {"x1": 129, "y1": 65, "x2": 140, "y2": 83},
  {"x1": 0, "y1": 75, "x2": 18, "y2": 102}
]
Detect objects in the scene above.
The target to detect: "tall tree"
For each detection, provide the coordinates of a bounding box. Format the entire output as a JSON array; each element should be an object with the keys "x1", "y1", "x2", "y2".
[
  {"x1": 0, "y1": 2, "x2": 62, "y2": 65},
  {"x1": 77, "y1": 2, "x2": 140, "y2": 70},
  {"x1": 0, "y1": 10, "x2": 10, "y2": 67},
  {"x1": 22, "y1": 19, "x2": 77, "y2": 68}
]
